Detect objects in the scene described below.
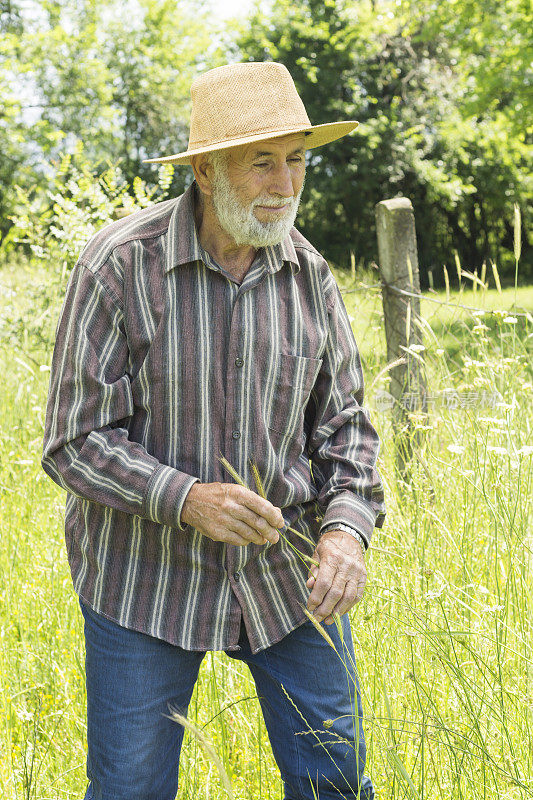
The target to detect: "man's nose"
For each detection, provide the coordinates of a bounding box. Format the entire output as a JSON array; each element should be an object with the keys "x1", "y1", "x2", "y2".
[{"x1": 269, "y1": 162, "x2": 295, "y2": 198}]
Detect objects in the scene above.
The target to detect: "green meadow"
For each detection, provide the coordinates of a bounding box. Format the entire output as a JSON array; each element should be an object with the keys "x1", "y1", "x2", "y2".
[{"x1": 1, "y1": 257, "x2": 532, "y2": 799}]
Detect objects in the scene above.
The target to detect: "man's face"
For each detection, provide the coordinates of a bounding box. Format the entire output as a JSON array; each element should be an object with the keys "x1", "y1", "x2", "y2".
[{"x1": 208, "y1": 133, "x2": 307, "y2": 248}]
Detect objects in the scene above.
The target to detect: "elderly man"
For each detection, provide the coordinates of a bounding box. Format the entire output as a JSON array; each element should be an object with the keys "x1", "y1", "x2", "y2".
[{"x1": 42, "y1": 62, "x2": 386, "y2": 800}]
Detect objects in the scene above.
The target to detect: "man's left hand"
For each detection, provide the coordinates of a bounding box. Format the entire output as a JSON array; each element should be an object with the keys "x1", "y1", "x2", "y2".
[{"x1": 306, "y1": 530, "x2": 367, "y2": 625}]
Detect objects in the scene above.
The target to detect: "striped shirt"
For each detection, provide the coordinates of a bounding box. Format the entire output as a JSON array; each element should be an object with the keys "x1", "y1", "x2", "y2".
[{"x1": 41, "y1": 181, "x2": 386, "y2": 654}]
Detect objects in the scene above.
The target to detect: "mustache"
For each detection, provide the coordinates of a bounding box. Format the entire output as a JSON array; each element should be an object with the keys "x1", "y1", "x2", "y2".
[{"x1": 252, "y1": 197, "x2": 295, "y2": 208}]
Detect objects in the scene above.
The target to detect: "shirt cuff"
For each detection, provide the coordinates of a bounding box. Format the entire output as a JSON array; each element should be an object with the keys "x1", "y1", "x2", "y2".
[
  {"x1": 143, "y1": 464, "x2": 200, "y2": 530},
  {"x1": 319, "y1": 490, "x2": 377, "y2": 549}
]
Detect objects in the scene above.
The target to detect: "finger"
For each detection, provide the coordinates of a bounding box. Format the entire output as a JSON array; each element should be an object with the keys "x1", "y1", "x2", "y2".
[
  {"x1": 307, "y1": 563, "x2": 337, "y2": 613},
  {"x1": 233, "y1": 506, "x2": 280, "y2": 544},
  {"x1": 222, "y1": 530, "x2": 254, "y2": 546},
  {"x1": 230, "y1": 519, "x2": 271, "y2": 545},
  {"x1": 328, "y1": 577, "x2": 362, "y2": 619},
  {"x1": 310, "y1": 572, "x2": 350, "y2": 621},
  {"x1": 240, "y1": 490, "x2": 285, "y2": 529},
  {"x1": 306, "y1": 566, "x2": 318, "y2": 589}
]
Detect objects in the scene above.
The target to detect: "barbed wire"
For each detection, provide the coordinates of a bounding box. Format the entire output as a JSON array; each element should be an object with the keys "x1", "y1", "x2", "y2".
[{"x1": 341, "y1": 279, "x2": 533, "y2": 320}]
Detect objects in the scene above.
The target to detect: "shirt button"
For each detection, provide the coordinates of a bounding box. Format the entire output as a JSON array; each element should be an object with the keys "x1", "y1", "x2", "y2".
[
  {"x1": 235, "y1": 357, "x2": 244, "y2": 367},
  {"x1": 232, "y1": 430, "x2": 241, "y2": 439},
  {"x1": 233, "y1": 573, "x2": 240, "y2": 582}
]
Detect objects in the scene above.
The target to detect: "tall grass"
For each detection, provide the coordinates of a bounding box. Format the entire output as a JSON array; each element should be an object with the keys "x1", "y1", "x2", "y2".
[{"x1": 1, "y1": 256, "x2": 532, "y2": 799}]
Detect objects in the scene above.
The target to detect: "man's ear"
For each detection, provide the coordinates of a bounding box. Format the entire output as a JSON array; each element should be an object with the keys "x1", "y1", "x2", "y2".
[{"x1": 191, "y1": 154, "x2": 214, "y2": 197}]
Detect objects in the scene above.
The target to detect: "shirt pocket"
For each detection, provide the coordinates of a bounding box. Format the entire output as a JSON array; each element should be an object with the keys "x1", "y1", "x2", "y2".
[{"x1": 268, "y1": 353, "x2": 323, "y2": 443}]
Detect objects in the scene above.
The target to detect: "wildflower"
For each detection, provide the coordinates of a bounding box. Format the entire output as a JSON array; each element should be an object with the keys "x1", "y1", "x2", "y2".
[
  {"x1": 503, "y1": 316, "x2": 518, "y2": 324},
  {"x1": 487, "y1": 446, "x2": 508, "y2": 455},
  {"x1": 517, "y1": 446, "x2": 533, "y2": 457},
  {"x1": 447, "y1": 444, "x2": 465, "y2": 454},
  {"x1": 424, "y1": 584, "x2": 447, "y2": 601}
]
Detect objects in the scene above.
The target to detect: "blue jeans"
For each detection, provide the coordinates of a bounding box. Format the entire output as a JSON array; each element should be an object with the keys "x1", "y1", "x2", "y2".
[{"x1": 79, "y1": 598, "x2": 374, "y2": 800}]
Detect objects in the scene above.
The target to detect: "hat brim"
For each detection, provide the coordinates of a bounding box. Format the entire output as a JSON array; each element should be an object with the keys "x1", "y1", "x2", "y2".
[{"x1": 142, "y1": 121, "x2": 358, "y2": 165}]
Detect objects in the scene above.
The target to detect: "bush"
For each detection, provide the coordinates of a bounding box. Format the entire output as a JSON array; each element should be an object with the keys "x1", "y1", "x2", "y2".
[{"x1": 2, "y1": 143, "x2": 174, "y2": 354}]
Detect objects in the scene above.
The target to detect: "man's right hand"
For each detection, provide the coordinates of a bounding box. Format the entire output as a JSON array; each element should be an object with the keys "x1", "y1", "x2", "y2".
[{"x1": 181, "y1": 482, "x2": 284, "y2": 546}]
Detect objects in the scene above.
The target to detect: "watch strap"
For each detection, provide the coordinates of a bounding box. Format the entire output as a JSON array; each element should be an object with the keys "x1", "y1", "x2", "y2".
[{"x1": 321, "y1": 523, "x2": 367, "y2": 551}]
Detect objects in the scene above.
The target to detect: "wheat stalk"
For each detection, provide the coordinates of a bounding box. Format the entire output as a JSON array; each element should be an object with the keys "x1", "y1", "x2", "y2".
[
  {"x1": 299, "y1": 604, "x2": 339, "y2": 650},
  {"x1": 406, "y1": 253, "x2": 414, "y2": 290},
  {"x1": 219, "y1": 455, "x2": 248, "y2": 488},
  {"x1": 443, "y1": 264, "x2": 450, "y2": 304},
  {"x1": 514, "y1": 203, "x2": 521, "y2": 263},
  {"x1": 454, "y1": 250, "x2": 462, "y2": 292},
  {"x1": 480, "y1": 259, "x2": 487, "y2": 288},
  {"x1": 167, "y1": 707, "x2": 234, "y2": 799},
  {"x1": 218, "y1": 455, "x2": 319, "y2": 569},
  {"x1": 490, "y1": 259, "x2": 502, "y2": 296},
  {"x1": 405, "y1": 300, "x2": 411, "y2": 348},
  {"x1": 513, "y1": 203, "x2": 521, "y2": 307}
]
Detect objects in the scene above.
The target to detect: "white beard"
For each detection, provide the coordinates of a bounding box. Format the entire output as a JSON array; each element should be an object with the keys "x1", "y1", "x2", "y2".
[{"x1": 209, "y1": 154, "x2": 304, "y2": 248}]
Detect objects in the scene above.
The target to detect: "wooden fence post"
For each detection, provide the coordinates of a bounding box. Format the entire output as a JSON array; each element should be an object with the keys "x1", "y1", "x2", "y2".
[{"x1": 375, "y1": 197, "x2": 427, "y2": 475}]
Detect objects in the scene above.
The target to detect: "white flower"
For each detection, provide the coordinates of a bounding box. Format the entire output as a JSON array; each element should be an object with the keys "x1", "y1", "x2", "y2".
[
  {"x1": 436, "y1": 348, "x2": 444, "y2": 355},
  {"x1": 447, "y1": 444, "x2": 465, "y2": 454},
  {"x1": 424, "y1": 584, "x2": 447, "y2": 601},
  {"x1": 487, "y1": 446, "x2": 508, "y2": 455},
  {"x1": 517, "y1": 446, "x2": 533, "y2": 457},
  {"x1": 409, "y1": 344, "x2": 425, "y2": 352},
  {"x1": 503, "y1": 316, "x2": 518, "y2": 324}
]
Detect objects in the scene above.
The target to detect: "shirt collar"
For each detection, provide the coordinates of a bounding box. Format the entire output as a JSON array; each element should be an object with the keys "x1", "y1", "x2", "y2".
[{"x1": 164, "y1": 181, "x2": 301, "y2": 275}]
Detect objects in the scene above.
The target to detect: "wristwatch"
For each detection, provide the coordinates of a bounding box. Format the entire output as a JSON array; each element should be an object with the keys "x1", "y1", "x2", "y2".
[{"x1": 321, "y1": 523, "x2": 367, "y2": 552}]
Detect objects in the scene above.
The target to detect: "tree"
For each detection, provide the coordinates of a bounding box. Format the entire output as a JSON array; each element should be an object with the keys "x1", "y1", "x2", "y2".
[
  {"x1": 401, "y1": 0, "x2": 533, "y2": 136},
  {"x1": 0, "y1": 2, "x2": 32, "y2": 244},
  {"x1": 236, "y1": 0, "x2": 531, "y2": 282},
  {"x1": 1, "y1": 0, "x2": 223, "y2": 248},
  {"x1": 24, "y1": 0, "x2": 221, "y2": 190}
]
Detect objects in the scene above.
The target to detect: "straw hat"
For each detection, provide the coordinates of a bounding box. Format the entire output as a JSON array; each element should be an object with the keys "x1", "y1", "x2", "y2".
[{"x1": 142, "y1": 61, "x2": 358, "y2": 166}]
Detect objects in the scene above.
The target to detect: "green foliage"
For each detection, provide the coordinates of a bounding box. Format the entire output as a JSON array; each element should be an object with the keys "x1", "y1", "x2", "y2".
[
  {"x1": 3, "y1": 142, "x2": 174, "y2": 353},
  {"x1": 236, "y1": 0, "x2": 531, "y2": 283},
  {"x1": 401, "y1": 0, "x2": 533, "y2": 134},
  {"x1": 0, "y1": 3, "x2": 36, "y2": 245},
  {"x1": 27, "y1": 0, "x2": 217, "y2": 181},
  {"x1": 0, "y1": 0, "x2": 223, "y2": 244},
  {"x1": 1, "y1": 0, "x2": 531, "y2": 283}
]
